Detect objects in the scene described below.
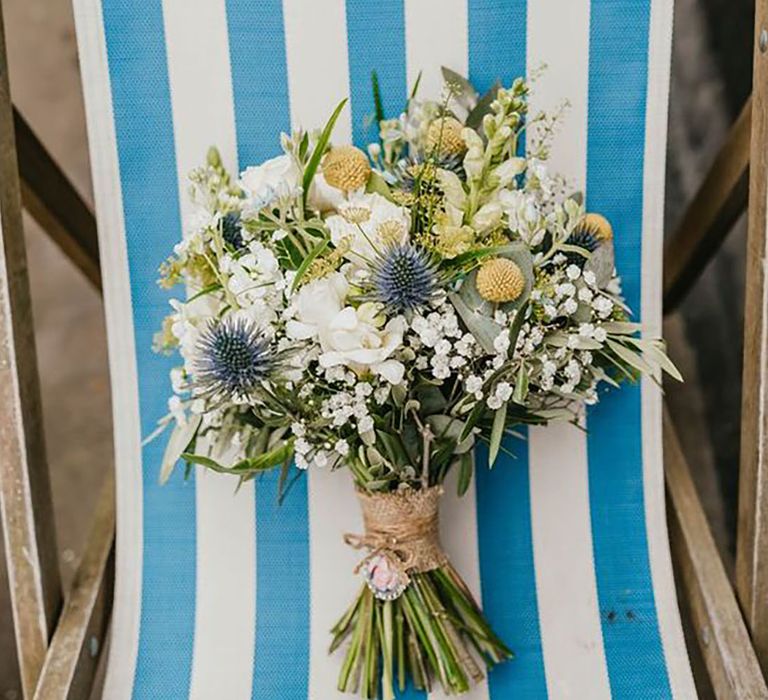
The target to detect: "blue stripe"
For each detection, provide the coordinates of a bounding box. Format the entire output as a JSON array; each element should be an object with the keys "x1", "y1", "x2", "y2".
[
  {"x1": 101, "y1": 2, "x2": 196, "y2": 697},
  {"x1": 346, "y1": 0, "x2": 407, "y2": 148},
  {"x1": 476, "y1": 438, "x2": 547, "y2": 698},
  {"x1": 468, "y1": 0, "x2": 528, "y2": 93},
  {"x1": 253, "y1": 471, "x2": 310, "y2": 699},
  {"x1": 586, "y1": 1, "x2": 672, "y2": 697},
  {"x1": 225, "y1": 3, "x2": 311, "y2": 697},
  {"x1": 469, "y1": 6, "x2": 547, "y2": 698},
  {"x1": 226, "y1": 0, "x2": 291, "y2": 166}
]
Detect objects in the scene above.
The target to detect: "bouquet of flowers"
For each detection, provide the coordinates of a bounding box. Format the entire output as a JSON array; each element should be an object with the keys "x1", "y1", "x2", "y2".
[{"x1": 152, "y1": 68, "x2": 679, "y2": 699}]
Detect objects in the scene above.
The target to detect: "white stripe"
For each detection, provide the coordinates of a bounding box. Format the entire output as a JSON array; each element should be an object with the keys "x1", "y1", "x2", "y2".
[
  {"x1": 433, "y1": 469, "x2": 489, "y2": 700},
  {"x1": 72, "y1": 2, "x2": 142, "y2": 697},
  {"x1": 307, "y1": 469, "x2": 362, "y2": 700},
  {"x1": 641, "y1": 1, "x2": 697, "y2": 697},
  {"x1": 527, "y1": 2, "x2": 612, "y2": 697},
  {"x1": 283, "y1": 0, "x2": 352, "y2": 143},
  {"x1": 162, "y1": 3, "x2": 257, "y2": 698},
  {"x1": 404, "y1": 0, "x2": 468, "y2": 100},
  {"x1": 528, "y1": 423, "x2": 610, "y2": 699}
]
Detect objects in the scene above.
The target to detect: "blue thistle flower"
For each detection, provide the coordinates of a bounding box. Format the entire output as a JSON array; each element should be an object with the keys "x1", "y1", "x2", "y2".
[
  {"x1": 221, "y1": 212, "x2": 245, "y2": 250},
  {"x1": 369, "y1": 243, "x2": 438, "y2": 314},
  {"x1": 195, "y1": 316, "x2": 273, "y2": 399},
  {"x1": 563, "y1": 228, "x2": 600, "y2": 267}
]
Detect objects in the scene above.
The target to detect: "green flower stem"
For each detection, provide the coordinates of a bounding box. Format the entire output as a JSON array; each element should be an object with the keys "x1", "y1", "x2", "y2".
[
  {"x1": 332, "y1": 567, "x2": 513, "y2": 698},
  {"x1": 378, "y1": 602, "x2": 395, "y2": 700},
  {"x1": 395, "y1": 603, "x2": 405, "y2": 692}
]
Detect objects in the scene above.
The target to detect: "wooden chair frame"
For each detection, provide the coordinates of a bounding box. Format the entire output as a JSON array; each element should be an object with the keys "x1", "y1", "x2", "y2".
[{"x1": 1, "y1": 2, "x2": 767, "y2": 698}]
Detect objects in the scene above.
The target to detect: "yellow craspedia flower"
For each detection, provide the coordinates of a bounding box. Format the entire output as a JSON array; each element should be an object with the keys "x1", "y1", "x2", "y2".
[
  {"x1": 580, "y1": 212, "x2": 613, "y2": 241},
  {"x1": 426, "y1": 117, "x2": 466, "y2": 156},
  {"x1": 322, "y1": 145, "x2": 371, "y2": 191},
  {"x1": 476, "y1": 258, "x2": 525, "y2": 303}
]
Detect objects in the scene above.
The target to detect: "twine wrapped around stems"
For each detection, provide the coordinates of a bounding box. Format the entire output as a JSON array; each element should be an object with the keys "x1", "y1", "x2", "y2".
[{"x1": 344, "y1": 486, "x2": 448, "y2": 580}]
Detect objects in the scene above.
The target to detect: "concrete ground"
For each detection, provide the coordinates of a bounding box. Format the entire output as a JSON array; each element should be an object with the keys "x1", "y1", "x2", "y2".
[{"x1": 0, "y1": 0, "x2": 752, "y2": 697}]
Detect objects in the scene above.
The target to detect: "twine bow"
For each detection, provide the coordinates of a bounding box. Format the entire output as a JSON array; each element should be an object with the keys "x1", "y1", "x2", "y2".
[{"x1": 344, "y1": 485, "x2": 448, "y2": 584}]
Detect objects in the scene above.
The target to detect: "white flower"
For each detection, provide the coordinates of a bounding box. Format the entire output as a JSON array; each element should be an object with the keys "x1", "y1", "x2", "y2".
[
  {"x1": 495, "y1": 382, "x2": 513, "y2": 402},
  {"x1": 317, "y1": 303, "x2": 406, "y2": 384},
  {"x1": 313, "y1": 451, "x2": 330, "y2": 468},
  {"x1": 239, "y1": 155, "x2": 300, "y2": 213},
  {"x1": 168, "y1": 395, "x2": 187, "y2": 425},
  {"x1": 493, "y1": 329, "x2": 511, "y2": 355},
  {"x1": 542, "y1": 360, "x2": 557, "y2": 377},
  {"x1": 185, "y1": 205, "x2": 216, "y2": 238},
  {"x1": 487, "y1": 395, "x2": 503, "y2": 410},
  {"x1": 334, "y1": 439, "x2": 350, "y2": 457},
  {"x1": 593, "y1": 327, "x2": 608, "y2": 343},
  {"x1": 286, "y1": 272, "x2": 349, "y2": 340},
  {"x1": 592, "y1": 296, "x2": 613, "y2": 318},
  {"x1": 170, "y1": 367, "x2": 186, "y2": 393},
  {"x1": 326, "y1": 192, "x2": 410, "y2": 262},
  {"x1": 566, "y1": 265, "x2": 581, "y2": 280},
  {"x1": 307, "y1": 171, "x2": 346, "y2": 212},
  {"x1": 471, "y1": 202, "x2": 503, "y2": 233},
  {"x1": 358, "y1": 415, "x2": 375, "y2": 434}
]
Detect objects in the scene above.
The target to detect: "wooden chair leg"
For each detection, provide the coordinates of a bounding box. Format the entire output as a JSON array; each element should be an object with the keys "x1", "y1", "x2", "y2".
[
  {"x1": 0, "y1": 3, "x2": 62, "y2": 697},
  {"x1": 736, "y1": 0, "x2": 768, "y2": 675}
]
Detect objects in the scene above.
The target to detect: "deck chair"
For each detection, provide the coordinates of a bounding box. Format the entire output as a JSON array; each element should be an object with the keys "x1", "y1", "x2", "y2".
[{"x1": 71, "y1": 1, "x2": 697, "y2": 697}]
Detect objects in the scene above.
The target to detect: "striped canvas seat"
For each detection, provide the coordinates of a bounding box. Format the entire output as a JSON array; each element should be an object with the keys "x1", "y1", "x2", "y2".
[{"x1": 73, "y1": 1, "x2": 696, "y2": 698}]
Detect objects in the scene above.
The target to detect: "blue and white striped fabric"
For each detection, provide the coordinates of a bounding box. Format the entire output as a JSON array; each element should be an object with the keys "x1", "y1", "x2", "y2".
[{"x1": 73, "y1": 2, "x2": 696, "y2": 698}]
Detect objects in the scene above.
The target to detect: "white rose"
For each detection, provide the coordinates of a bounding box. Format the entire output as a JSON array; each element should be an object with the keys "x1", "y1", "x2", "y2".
[
  {"x1": 285, "y1": 272, "x2": 348, "y2": 341},
  {"x1": 239, "y1": 155, "x2": 300, "y2": 212},
  {"x1": 307, "y1": 172, "x2": 346, "y2": 212},
  {"x1": 318, "y1": 303, "x2": 406, "y2": 384}
]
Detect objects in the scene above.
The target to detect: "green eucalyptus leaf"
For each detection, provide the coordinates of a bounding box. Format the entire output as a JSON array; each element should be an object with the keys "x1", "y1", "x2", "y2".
[
  {"x1": 366, "y1": 171, "x2": 395, "y2": 200},
  {"x1": 606, "y1": 338, "x2": 655, "y2": 375},
  {"x1": 457, "y1": 451, "x2": 474, "y2": 497},
  {"x1": 427, "y1": 415, "x2": 474, "y2": 454},
  {"x1": 489, "y1": 403, "x2": 508, "y2": 468},
  {"x1": 441, "y1": 66, "x2": 478, "y2": 110},
  {"x1": 508, "y1": 300, "x2": 529, "y2": 355},
  {"x1": 415, "y1": 385, "x2": 448, "y2": 414},
  {"x1": 585, "y1": 240, "x2": 615, "y2": 288},
  {"x1": 466, "y1": 82, "x2": 501, "y2": 131},
  {"x1": 159, "y1": 414, "x2": 202, "y2": 484},
  {"x1": 180, "y1": 452, "x2": 228, "y2": 472},
  {"x1": 459, "y1": 400, "x2": 486, "y2": 442},
  {"x1": 302, "y1": 98, "x2": 348, "y2": 207},
  {"x1": 449, "y1": 292, "x2": 501, "y2": 354},
  {"x1": 601, "y1": 321, "x2": 642, "y2": 335},
  {"x1": 291, "y1": 235, "x2": 330, "y2": 292},
  {"x1": 624, "y1": 337, "x2": 683, "y2": 381},
  {"x1": 513, "y1": 364, "x2": 529, "y2": 405}
]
